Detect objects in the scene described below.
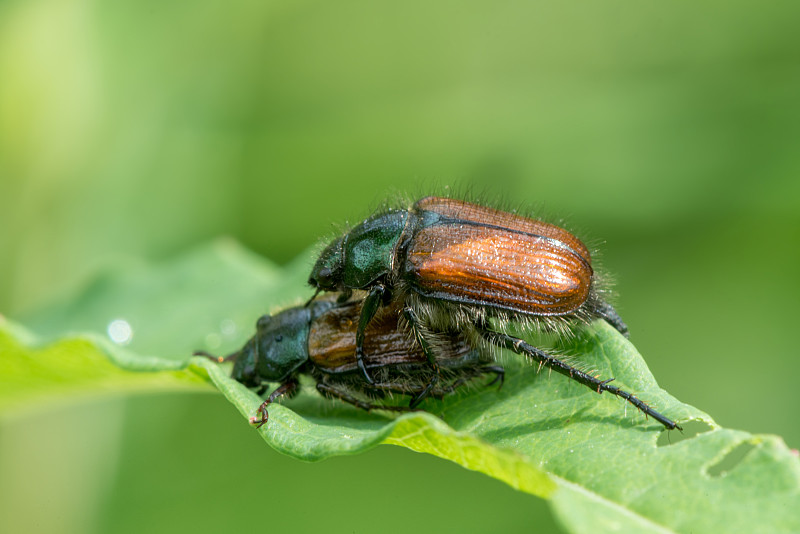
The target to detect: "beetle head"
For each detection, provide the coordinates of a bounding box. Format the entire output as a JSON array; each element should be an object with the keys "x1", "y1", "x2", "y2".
[
  {"x1": 230, "y1": 337, "x2": 260, "y2": 387},
  {"x1": 309, "y1": 237, "x2": 344, "y2": 291},
  {"x1": 250, "y1": 307, "x2": 312, "y2": 382}
]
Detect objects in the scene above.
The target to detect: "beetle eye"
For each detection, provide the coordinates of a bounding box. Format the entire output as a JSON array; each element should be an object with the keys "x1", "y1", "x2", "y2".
[
  {"x1": 316, "y1": 267, "x2": 334, "y2": 287},
  {"x1": 275, "y1": 334, "x2": 283, "y2": 342}
]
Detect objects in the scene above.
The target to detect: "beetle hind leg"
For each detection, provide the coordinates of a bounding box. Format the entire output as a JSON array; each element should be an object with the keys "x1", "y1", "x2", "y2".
[
  {"x1": 477, "y1": 328, "x2": 681, "y2": 431},
  {"x1": 367, "y1": 364, "x2": 504, "y2": 400},
  {"x1": 316, "y1": 383, "x2": 417, "y2": 413}
]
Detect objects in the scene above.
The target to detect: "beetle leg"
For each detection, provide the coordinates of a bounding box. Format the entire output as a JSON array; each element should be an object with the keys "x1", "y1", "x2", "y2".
[
  {"x1": 591, "y1": 300, "x2": 630, "y2": 338},
  {"x1": 435, "y1": 365, "x2": 504, "y2": 394},
  {"x1": 366, "y1": 369, "x2": 481, "y2": 399},
  {"x1": 367, "y1": 378, "x2": 450, "y2": 398},
  {"x1": 478, "y1": 329, "x2": 682, "y2": 431},
  {"x1": 336, "y1": 289, "x2": 353, "y2": 304},
  {"x1": 401, "y1": 307, "x2": 441, "y2": 408},
  {"x1": 482, "y1": 365, "x2": 505, "y2": 389},
  {"x1": 367, "y1": 381, "x2": 452, "y2": 401},
  {"x1": 365, "y1": 381, "x2": 425, "y2": 395},
  {"x1": 251, "y1": 379, "x2": 299, "y2": 429},
  {"x1": 304, "y1": 287, "x2": 323, "y2": 307},
  {"x1": 355, "y1": 284, "x2": 387, "y2": 384},
  {"x1": 316, "y1": 382, "x2": 416, "y2": 413}
]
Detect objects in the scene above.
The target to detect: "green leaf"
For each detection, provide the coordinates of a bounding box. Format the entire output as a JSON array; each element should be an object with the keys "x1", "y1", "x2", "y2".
[
  {"x1": 6, "y1": 240, "x2": 800, "y2": 533},
  {"x1": 0, "y1": 324, "x2": 208, "y2": 416}
]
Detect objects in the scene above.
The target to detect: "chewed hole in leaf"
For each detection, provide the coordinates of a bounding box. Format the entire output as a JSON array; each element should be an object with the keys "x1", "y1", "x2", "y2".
[
  {"x1": 706, "y1": 440, "x2": 758, "y2": 478},
  {"x1": 656, "y1": 419, "x2": 714, "y2": 447}
]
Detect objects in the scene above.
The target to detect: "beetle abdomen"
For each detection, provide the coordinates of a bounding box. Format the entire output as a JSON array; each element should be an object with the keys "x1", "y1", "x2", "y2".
[{"x1": 405, "y1": 198, "x2": 593, "y2": 316}]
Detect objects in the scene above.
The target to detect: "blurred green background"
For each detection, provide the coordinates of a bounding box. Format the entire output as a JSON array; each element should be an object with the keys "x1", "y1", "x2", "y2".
[{"x1": 1, "y1": 0, "x2": 798, "y2": 532}]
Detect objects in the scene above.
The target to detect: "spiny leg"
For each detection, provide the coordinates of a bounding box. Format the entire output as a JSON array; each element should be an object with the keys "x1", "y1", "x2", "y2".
[
  {"x1": 591, "y1": 300, "x2": 629, "y2": 338},
  {"x1": 365, "y1": 381, "x2": 426, "y2": 396},
  {"x1": 316, "y1": 383, "x2": 417, "y2": 413},
  {"x1": 479, "y1": 329, "x2": 681, "y2": 430},
  {"x1": 433, "y1": 365, "x2": 505, "y2": 395},
  {"x1": 402, "y1": 306, "x2": 440, "y2": 408},
  {"x1": 251, "y1": 379, "x2": 299, "y2": 428},
  {"x1": 364, "y1": 381, "x2": 440, "y2": 399},
  {"x1": 365, "y1": 365, "x2": 504, "y2": 399}
]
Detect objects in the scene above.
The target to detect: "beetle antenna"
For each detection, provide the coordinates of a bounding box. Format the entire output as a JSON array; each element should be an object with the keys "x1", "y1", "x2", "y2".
[
  {"x1": 193, "y1": 349, "x2": 240, "y2": 364},
  {"x1": 305, "y1": 287, "x2": 322, "y2": 307}
]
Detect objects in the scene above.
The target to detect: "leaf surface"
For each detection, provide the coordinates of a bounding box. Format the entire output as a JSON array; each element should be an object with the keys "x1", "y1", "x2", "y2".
[{"x1": 5, "y1": 241, "x2": 798, "y2": 533}]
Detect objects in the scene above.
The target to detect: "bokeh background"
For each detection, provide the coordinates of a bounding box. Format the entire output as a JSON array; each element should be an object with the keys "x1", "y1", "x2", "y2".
[{"x1": 1, "y1": 1, "x2": 798, "y2": 533}]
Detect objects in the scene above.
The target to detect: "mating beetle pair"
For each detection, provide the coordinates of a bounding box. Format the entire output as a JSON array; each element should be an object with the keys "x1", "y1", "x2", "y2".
[
  {"x1": 196, "y1": 297, "x2": 502, "y2": 427},
  {"x1": 201, "y1": 196, "x2": 681, "y2": 430}
]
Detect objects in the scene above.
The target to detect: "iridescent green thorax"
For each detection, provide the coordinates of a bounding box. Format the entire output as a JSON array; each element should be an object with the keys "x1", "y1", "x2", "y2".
[
  {"x1": 309, "y1": 210, "x2": 409, "y2": 291},
  {"x1": 341, "y1": 210, "x2": 408, "y2": 288}
]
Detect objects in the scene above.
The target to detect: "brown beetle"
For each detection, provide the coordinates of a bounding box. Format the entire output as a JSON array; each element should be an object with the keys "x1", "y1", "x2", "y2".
[{"x1": 308, "y1": 197, "x2": 681, "y2": 430}]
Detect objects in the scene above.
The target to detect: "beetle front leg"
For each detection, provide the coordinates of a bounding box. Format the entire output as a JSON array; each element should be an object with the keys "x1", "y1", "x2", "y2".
[
  {"x1": 250, "y1": 379, "x2": 299, "y2": 429},
  {"x1": 478, "y1": 328, "x2": 681, "y2": 431},
  {"x1": 336, "y1": 289, "x2": 353, "y2": 304},
  {"x1": 355, "y1": 283, "x2": 387, "y2": 384},
  {"x1": 402, "y1": 306, "x2": 440, "y2": 408}
]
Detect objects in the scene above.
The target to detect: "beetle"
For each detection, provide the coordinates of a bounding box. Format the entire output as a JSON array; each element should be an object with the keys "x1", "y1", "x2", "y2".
[
  {"x1": 308, "y1": 196, "x2": 681, "y2": 430},
  {"x1": 195, "y1": 297, "x2": 503, "y2": 427}
]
